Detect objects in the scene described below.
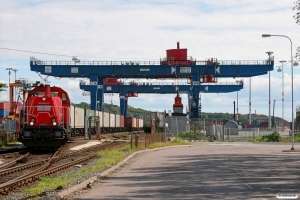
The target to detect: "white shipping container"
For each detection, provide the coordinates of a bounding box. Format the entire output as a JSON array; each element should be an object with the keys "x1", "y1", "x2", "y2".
[
  {"x1": 70, "y1": 105, "x2": 75, "y2": 128},
  {"x1": 110, "y1": 113, "x2": 116, "y2": 127},
  {"x1": 140, "y1": 119, "x2": 144, "y2": 127},
  {"x1": 74, "y1": 107, "x2": 84, "y2": 128},
  {"x1": 103, "y1": 112, "x2": 110, "y2": 127},
  {"x1": 132, "y1": 118, "x2": 137, "y2": 128},
  {"x1": 115, "y1": 114, "x2": 120, "y2": 127},
  {"x1": 96, "y1": 111, "x2": 103, "y2": 127}
]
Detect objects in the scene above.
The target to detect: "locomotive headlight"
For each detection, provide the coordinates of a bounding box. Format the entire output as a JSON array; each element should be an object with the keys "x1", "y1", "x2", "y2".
[
  {"x1": 52, "y1": 118, "x2": 56, "y2": 125},
  {"x1": 30, "y1": 122, "x2": 34, "y2": 125},
  {"x1": 24, "y1": 131, "x2": 32, "y2": 137},
  {"x1": 30, "y1": 119, "x2": 34, "y2": 125},
  {"x1": 53, "y1": 122, "x2": 57, "y2": 125},
  {"x1": 54, "y1": 131, "x2": 62, "y2": 137}
]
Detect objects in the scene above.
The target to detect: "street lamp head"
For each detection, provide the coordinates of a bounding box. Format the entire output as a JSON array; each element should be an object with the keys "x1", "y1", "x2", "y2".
[
  {"x1": 266, "y1": 51, "x2": 273, "y2": 56},
  {"x1": 6, "y1": 68, "x2": 12, "y2": 70},
  {"x1": 279, "y1": 60, "x2": 286, "y2": 64},
  {"x1": 262, "y1": 34, "x2": 271, "y2": 38},
  {"x1": 277, "y1": 66, "x2": 282, "y2": 72}
]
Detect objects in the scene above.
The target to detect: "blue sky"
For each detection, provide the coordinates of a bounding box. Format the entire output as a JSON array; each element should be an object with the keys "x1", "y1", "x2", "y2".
[{"x1": 0, "y1": 0, "x2": 300, "y2": 122}]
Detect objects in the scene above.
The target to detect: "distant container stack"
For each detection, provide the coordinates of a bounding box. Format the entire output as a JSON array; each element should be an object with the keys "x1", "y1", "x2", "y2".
[{"x1": 0, "y1": 101, "x2": 10, "y2": 124}]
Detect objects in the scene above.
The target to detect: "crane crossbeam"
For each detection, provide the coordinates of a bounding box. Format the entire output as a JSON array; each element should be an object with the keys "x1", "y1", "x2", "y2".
[
  {"x1": 80, "y1": 82, "x2": 243, "y2": 117},
  {"x1": 80, "y1": 82, "x2": 243, "y2": 94},
  {"x1": 30, "y1": 59, "x2": 273, "y2": 78}
]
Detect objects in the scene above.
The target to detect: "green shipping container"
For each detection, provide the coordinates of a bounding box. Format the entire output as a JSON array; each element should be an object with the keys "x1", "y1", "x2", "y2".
[{"x1": 85, "y1": 108, "x2": 96, "y2": 127}]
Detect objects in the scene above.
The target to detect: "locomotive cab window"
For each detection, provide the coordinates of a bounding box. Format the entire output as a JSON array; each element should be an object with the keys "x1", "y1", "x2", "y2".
[
  {"x1": 62, "y1": 93, "x2": 69, "y2": 103},
  {"x1": 51, "y1": 91, "x2": 59, "y2": 97}
]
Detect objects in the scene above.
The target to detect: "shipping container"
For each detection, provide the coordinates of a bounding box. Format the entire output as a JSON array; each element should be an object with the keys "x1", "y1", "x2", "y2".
[
  {"x1": 0, "y1": 110, "x2": 10, "y2": 118},
  {"x1": 71, "y1": 106, "x2": 85, "y2": 129},
  {"x1": 103, "y1": 112, "x2": 110, "y2": 127},
  {"x1": 110, "y1": 113, "x2": 115, "y2": 127},
  {"x1": 133, "y1": 118, "x2": 137, "y2": 127},
  {"x1": 125, "y1": 118, "x2": 133, "y2": 127},
  {"x1": 0, "y1": 101, "x2": 10, "y2": 110},
  {"x1": 115, "y1": 114, "x2": 120, "y2": 127},
  {"x1": 120, "y1": 116, "x2": 124, "y2": 127},
  {"x1": 242, "y1": 124, "x2": 252, "y2": 129},
  {"x1": 260, "y1": 121, "x2": 269, "y2": 128},
  {"x1": 96, "y1": 111, "x2": 103, "y2": 127},
  {"x1": 136, "y1": 118, "x2": 139, "y2": 128},
  {"x1": 140, "y1": 119, "x2": 144, "y2": 127}
]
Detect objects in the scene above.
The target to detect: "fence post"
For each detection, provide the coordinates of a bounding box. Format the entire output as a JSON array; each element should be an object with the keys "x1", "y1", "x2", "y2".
[
  {"x1": 135, "y1": 134, "x2": 138, "y2": 148},
  {"x1": 130, "y1": 132, "x2": 133, "y2": 149}
]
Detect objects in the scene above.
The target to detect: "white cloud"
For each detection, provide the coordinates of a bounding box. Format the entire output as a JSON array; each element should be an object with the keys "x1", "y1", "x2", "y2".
[{"x1": 0, "y1": 0, "x2": 299, "y2": 122}]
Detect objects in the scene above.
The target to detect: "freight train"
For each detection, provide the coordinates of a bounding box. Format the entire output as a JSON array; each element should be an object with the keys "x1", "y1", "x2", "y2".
[{"x1": 15, "y1": 84, "x2": 143, "y2": 148}]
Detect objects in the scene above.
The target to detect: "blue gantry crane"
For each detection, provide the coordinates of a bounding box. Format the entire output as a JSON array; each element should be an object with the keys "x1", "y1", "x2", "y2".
[
  {"x1": 79, "y1": 80, "x2": 244, "y2": 117},
  {"x1": 29, "y1": 42, "x2": 273, "y2": 120}
]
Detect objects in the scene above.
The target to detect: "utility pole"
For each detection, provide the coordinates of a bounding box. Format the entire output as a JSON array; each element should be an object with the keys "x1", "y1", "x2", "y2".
[
  {"x1": 266, "y1": 52, "x2": 273, "y2": 130},
  {"x1": 249, "y1": 77, "x2": 251, "y2": 124},
  {"x1": 279, "y1": 60, "x2": 286, "y2": 130},
  {"x1": 12, "y1": 69, "x2": 18, "y2": 103},
  {"x1": 272, "y1": 100, "x2": 276, "y2": 129}
]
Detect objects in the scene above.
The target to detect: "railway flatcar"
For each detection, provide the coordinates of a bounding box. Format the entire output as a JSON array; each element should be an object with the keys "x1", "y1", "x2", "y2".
[{"x1": 18, "y1": 85, "x2": 71, "y2": 148}]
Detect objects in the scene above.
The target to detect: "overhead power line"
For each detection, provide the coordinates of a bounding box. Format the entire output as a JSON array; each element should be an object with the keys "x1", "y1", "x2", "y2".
[
  {"x1": 0, "y1": 47, "x2": 75, "y2": 57},
  {"x1": 0, "y1": 47, "x2": 158, "y2": 60}
]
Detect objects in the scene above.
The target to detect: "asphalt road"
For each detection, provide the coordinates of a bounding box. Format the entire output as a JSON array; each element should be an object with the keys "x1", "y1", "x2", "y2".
[{"x1": 75, "y1": 142, "x2": 300, "y2": 200}]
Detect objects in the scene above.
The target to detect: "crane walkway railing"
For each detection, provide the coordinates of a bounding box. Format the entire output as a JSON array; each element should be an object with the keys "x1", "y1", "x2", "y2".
[{"x1": 30, "y1": 58, "x2": 271, "y2": 66}]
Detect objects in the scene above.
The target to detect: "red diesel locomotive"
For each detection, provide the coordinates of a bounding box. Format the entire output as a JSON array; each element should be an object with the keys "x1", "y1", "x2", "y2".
[{"x1": 18, "y1": 84, "x2": 71, "y2": 148}]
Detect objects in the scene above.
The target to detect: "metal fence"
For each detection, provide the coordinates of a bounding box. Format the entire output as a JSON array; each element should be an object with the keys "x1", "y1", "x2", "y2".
[
  {"x1": 130, "y1": 133, "x2": 166, "y2": 149},
  {"x1": 219, "y1": 128, "x2": 290, "y2": 142}
]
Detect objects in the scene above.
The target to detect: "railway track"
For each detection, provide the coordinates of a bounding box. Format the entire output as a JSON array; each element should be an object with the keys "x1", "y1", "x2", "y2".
[{"x1": 0, "y1": 140, "x2": 126, "y2": 195}]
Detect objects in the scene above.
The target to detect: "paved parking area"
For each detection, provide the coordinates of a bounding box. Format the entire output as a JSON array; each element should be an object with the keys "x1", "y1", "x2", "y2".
[{"x1": 75, "y1": 142, "x2": 300, "y2": 200}]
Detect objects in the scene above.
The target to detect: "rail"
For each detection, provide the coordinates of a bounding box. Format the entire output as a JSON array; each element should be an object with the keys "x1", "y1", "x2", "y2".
[{"x1": 30, "y1": 59, "x2": 272, "y2": 66}]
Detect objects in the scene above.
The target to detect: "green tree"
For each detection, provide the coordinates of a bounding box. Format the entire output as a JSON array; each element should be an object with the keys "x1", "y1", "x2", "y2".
[
  {"x1": 0, "y1": 83, "x2": 8, "y2": 92},
  {"x1": 293, "y1": 0, "x2": 300, "y2": 60}
]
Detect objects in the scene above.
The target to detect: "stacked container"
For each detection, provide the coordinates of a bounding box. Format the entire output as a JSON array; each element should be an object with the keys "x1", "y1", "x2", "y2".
[{"x1": 0, "y1": 101, "x2": 10, "y2": 124}]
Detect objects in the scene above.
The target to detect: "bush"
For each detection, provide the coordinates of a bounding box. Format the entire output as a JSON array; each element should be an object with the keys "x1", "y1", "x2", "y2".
[
  {"x1": 177, "y1": 131, "x2": 200, "y2": 141},
  {"x1": 293, "y1": 132, "x2": 300, "y2": 142},
  {"x1": 261, "y1": 131, "x2": 281, "y2": 142}
]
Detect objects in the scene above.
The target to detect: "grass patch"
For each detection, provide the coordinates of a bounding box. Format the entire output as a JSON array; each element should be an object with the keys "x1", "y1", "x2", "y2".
[
  {"x1": 24, "y1": 140, "x2": 189, "y2": 196},
  {"x1": 249, "y1": 131, "x2": 300, "y2": 142}
]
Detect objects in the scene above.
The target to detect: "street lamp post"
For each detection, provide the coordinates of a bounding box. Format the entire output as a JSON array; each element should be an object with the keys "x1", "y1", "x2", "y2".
[
  {"x1": 266, "y1": 51, "x2": 273, "y2": 130},
  {"x1": 249, "y1": 78, "x2": 251, "y2": 125},
  {"x1": 278, "y1": 60, "x2": 286, "y2": 130},
  {"x1": 237, "y1": 91, "x2": 239, "y2": 121},
  {"x1": 6, "y1": 68, "x2": 13, "y2": 85},
  {"x1": 262, "y1": 34, "x2": 295, "y2": 150},
  {"x1": 12, "y1": 69, "x2": 18, "y2": 102}
]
